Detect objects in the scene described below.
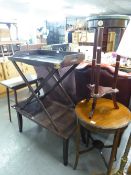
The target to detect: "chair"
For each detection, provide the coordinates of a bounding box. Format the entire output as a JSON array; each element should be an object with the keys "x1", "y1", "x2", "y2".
[
  {"x1": 73, "y1": 28, "x2": 131, "y2": 175},
  {"x1": 0, "y1": 74, "x2": 41, "y2": 122}
]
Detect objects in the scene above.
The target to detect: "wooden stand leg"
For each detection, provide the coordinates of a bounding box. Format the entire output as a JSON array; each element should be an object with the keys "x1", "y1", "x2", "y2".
[
  {"x1": 89, "y1": 97, "x2": 97, "y2": 119},
  {"x1": 112, "y1": 93, "x2": 119, "y2": 109},
  {"x1": 63, "y1": 138, "x2": 69, "y2": 166},
  {"x1": 80, "y1": 125, "x2": 86, "y2": 144},
  {"x1": 74, "y1": 124, "x2": 80, "y2": 170},
  {"x1": 17, "y1": 112, "x2": 23, "y2": 132},
  {"x1": 107, "y1": 130, "x2": 121, "y2": 175}
]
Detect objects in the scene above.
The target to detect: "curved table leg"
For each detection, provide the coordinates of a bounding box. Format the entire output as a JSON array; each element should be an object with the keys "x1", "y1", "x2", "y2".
[{"x1": 107, "y1": 129, "x2": 121, "y2": 175}]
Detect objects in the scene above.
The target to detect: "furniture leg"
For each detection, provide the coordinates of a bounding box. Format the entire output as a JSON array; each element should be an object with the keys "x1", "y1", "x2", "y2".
[
  {"x1": 12, "y1": 61, "x2": 59, "y2": 132},
  {"x1": 17, "y1": 112, "x2": 23, "y2": 132},
  {"x1": 86, "y1": 130, "x2": 91, "y2": 147},
  {"x1": 112, "y1": 54, "x2": 120, "y2": 110},
  {"x1": 80, "y1": 125, "x2": 86, "y2": 144},
  {"x1": 112, "y1": 93, "x2": 119, "y2": 109},
  {"x1": 80, "y1": 127, "x2": 91, "y2": 146},
  {"x1": 117, "y1": 128, "x2": 125, "y2": 147},
  {"x1": 63, "y1": 138, "x2": 69, "y2": 166},
  {"x1": 107, "y1": 129, "x2": 121, "y2": 175},
  {"x1": 36, "y1": 81, "x2": 40, "y2": 96},
  {"x1": 14, "y1": 89, "x2": 18, "y2": 104},
  {"x1": 6, "y1": 87, "x2": 11, "y2": 122},
  {"x1": 113, "y1": 128, "x2": 125, "y2": 162},
  {"x1": 74, "y1": 124, "x2": 80, "y2": 169},
  {"x1": 89, "y1": 97, "x2": 97, "y2": 119}
]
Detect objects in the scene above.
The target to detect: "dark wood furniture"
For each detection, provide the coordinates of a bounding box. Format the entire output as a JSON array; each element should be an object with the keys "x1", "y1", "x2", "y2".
[
  {"x1": 73, "y1": 22, "x2": 131, "y2": 173},
  {"x1": 75, "y1": 16, "x2": 131, "y2": 109},
  {"x1": 14, "y1": 97, "x2": 77, "y2": 165},
  {"x1": 83, "y1": 16, "x2": 130, "y2": 118},
  {"x1": 87, "y1": 45, "x2": 121, "y2": 118},
  {"x1": 77, "y1": 24, "x2": 121, "y2": 118},
  {"x1": 87, "y1": 15, "x2": 129, "y2": 53},
  {"x1": 74, "y1": 98, "x2": 131, "y2": 175},
  {"x1": 9, "y1": 49, "x2": 84, "y2": 165},
  {"x1": 0, "y1": 74, "x2": 41, "y2": 122},
  {"x1": 75, "y1": 63, "x2": 131, "y2": 109}
]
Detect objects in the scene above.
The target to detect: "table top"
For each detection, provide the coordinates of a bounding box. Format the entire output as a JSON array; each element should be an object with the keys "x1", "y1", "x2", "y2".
[
  {"x1": 86, "y1": 15, "x2": 129, "y2": 28},
  {"x1": 0, "y1": 74, "x2": 39, "y2": 89},
  {"x1": 87, "y1": 15, "x2": 130, "y2": 21},
  {"x1": 75, "y1": 98, "x2": 131, "y2": 132},
  {"x1": 9, "y1": 49, "x2": 85, "y2": 68}
]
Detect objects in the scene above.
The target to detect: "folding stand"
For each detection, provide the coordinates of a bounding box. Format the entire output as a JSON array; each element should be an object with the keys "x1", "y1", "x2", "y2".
[{"x1": 9, "y1": 49, "x2": 84, "y2": 165}]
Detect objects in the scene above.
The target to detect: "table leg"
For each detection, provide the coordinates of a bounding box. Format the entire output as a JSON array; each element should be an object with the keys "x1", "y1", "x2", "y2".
[
  {"x1": 74, "y1": 124, "x2": 80, "y2": 169},
  {"x1": 63, "y1": 138, "x2": 69, "y2": 166},
  {"x1": 17, "y1": 112, "x2": 23, "y2": 132},
  {"x1": 107, "y1": 129, "x2": 121, "y2": 175},
  {"x1": 14, "y1": 89, "x2": 18, "y2": 104},
  {"x1": 80, "y1": 125, "x2": 86, "y2": 144},
  {"x1": 6, "y1": 87, "x2": 11, "y2": 122}
]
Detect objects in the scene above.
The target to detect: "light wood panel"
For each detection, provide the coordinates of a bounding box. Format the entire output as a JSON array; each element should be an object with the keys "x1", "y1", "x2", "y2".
[
  {"x1": 0, "y1": 63, "x2": 6, "y2": 94},
  {"x1": 22, "y1": 63, "x2": 36, "y2": 75}
]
